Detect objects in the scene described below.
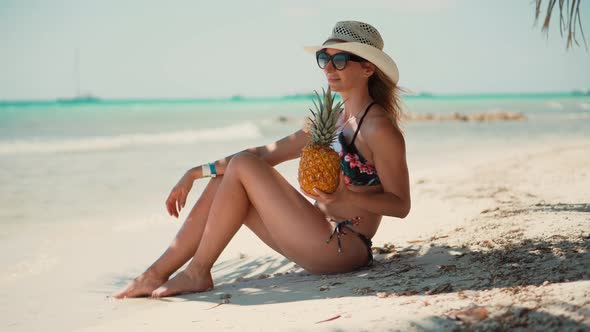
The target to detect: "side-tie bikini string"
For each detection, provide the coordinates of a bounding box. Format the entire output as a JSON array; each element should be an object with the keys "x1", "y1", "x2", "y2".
[{"x1": 326, "y1": 217, "x2": 362, "y2": 254}]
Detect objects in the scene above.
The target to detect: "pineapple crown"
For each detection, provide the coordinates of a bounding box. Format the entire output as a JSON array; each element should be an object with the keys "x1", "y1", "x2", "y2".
[{"x1": 307, "y1": 87, "x2": 344, "y2": 146}]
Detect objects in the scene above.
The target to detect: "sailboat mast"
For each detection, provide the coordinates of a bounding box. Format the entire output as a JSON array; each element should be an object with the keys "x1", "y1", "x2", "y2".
[{"x1": 74, "y1": 48, "x2": 81, "y2": 97}]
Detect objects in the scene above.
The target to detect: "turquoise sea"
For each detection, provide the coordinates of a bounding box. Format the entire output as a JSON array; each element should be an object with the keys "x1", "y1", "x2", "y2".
[
  {"x1": 2, "y1": 93, "x2": 590, "y2": 150},
  {"x1": 1, "y1": 93, "x2": 590, "y2": 235},
  {"x1": 1, "y1": 93, "x2": 589, "y2": 331}
]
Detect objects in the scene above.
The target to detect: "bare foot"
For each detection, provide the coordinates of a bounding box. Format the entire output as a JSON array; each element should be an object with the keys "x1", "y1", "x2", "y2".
[
  {"x1": 151, "y1": 269, "x2": 213, "y2": 298},
  {"x1": 112, "y1": 271, "x2": 167, "y2": 299}
]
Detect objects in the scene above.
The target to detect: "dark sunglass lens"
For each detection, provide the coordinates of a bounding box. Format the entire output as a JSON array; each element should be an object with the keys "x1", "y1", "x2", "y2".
[
  {"x1": 332, "y1": 54, "x2": 348, "y2": 70},
  {"x1": 317, "y1": 52, "x2": 329, "y2": 69}
]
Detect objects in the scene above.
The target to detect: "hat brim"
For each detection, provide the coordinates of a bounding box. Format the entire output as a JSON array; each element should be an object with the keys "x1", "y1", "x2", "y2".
[{"x1": 304, "y1": 42, "x2": 399, "y2": 84}]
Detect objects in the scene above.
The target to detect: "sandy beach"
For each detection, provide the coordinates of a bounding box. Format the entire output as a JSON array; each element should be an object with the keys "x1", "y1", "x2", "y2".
[
  {"x1": 62, "y1": 138, "x2": 588, "y2": 332},
  {"x1": 3, "y1": 1, "x2": 590, "y2": 331},
  {"x1": 2, "y1": 96, "x2": 588, "y2": 332}
]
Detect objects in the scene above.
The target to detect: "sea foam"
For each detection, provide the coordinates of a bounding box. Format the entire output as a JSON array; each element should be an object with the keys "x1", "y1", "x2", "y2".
[{"x1": 0, "y1": 122, "x2": 262, "y2": 155}]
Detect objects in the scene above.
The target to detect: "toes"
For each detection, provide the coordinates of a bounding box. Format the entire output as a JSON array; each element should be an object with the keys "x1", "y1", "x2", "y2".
[
  {"x1": 151, "y1": 288, "x2": 164, "y2": 298},
  {"x1": 111, "y1": 293, "x2": 125, "y2": 299},
  {"x1": 112, "y1": 286, "x2": 134, "y2": 299},
  {"x1": 113, "y1": 275, "x2": 167, "y2": 299},
  {"x1": 112, "y1": 285, "x2": 147, "y2": 299}
]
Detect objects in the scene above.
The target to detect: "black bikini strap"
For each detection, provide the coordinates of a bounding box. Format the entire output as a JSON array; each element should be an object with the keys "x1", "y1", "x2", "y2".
[{"x1": 350, "y1": 102, "x2": 376, "y2": 145}]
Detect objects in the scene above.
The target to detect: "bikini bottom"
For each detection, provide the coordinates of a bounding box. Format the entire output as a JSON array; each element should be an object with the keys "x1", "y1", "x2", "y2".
[{"x1": 326, "y1": 217, "x2": 374, "y2": 267}]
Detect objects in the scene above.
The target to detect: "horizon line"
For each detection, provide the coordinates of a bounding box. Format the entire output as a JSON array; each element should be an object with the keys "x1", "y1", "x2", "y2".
[{"x1": 1, "y1": 90, "x2": 589, "y2": 105}]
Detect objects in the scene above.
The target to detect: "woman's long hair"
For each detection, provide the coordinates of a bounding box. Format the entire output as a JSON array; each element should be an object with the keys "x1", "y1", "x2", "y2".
[{"x1": 368, "y1": 68, "x2": 404, "y2": 130}]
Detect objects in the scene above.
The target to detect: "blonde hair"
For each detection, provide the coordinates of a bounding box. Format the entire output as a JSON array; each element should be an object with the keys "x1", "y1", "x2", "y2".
[{"x1": 368, "y1": 67, "x2": 404, "y2": 129}]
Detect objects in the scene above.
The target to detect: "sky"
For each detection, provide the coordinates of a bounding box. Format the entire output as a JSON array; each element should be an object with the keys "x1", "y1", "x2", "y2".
[{"x1": 1, "y1": 0, "x2": 590, "y2": 100}]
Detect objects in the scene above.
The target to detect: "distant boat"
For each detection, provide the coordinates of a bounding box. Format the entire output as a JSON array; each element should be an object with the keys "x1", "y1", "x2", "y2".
[
  {"x1": 571, "y1": 89, "x2": 590, "y2": 96},
  {"x1": 57, "y1": 93, "x2": 101, "y2": 103},
  {"x1": 56, "y1": 48, "x2": 101, "y2": 103},
  {"x1": 403, "y1": 90, "x2": 434, "y2": 98}
]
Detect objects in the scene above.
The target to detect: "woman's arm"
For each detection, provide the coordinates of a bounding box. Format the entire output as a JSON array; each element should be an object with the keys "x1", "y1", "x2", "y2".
[
  {"x1": 349, "y1": 120, "x2": 411, "y2": 218},
  {"x1": 167, "y1": 129, "x2": 310, "y2": 217},
  {"x1": 184, "y1": 129, "x2": 310, "y2": 181},
  {"x1": 309, "y1": 118, "x2": 411, "y2": 219}
]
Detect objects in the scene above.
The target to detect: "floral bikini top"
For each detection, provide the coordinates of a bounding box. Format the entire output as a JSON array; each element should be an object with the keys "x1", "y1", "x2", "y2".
[{"x1": 333, "y1": 102, "x2": 381, "y2": 186}]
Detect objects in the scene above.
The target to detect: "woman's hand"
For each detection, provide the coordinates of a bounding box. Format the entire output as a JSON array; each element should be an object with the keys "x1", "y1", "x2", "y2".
[
  {"x1": 165, "y1": 171, "x2": 195, "y2": 218},
  {"x1": 302, "y1": 172, "x2": 351, "y2": 204}
]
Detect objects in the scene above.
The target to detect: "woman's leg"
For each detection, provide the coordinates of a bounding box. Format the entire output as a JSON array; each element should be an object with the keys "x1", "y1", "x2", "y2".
[
  {"x1": 152, "y1": 152, "x2": 371, "y2": 297},
  {"x1": 112, "y1": 177, "x2": 221, "y2": 298},
  {"x1": 113, "y1": 175, "x2": 284, "y2": 299}
]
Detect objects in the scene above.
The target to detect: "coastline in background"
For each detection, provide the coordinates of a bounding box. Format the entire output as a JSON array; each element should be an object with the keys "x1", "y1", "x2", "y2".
[{"x1": 1, "y1": 90, "x2": 590, "y2": 106}]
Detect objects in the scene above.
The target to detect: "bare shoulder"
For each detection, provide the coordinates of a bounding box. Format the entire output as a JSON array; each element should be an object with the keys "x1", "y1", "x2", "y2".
[{"x1": 361, "y1": 104, "x2": 406, "y2": 154}]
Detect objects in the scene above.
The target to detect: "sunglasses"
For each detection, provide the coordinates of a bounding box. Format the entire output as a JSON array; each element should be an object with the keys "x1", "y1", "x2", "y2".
[{"x1": 316, "y1": 51, "x2": 366, "y2": 70}]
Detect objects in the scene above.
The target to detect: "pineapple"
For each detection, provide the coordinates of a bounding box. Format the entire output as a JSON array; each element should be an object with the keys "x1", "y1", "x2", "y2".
[{"x1": 298, "y1": 87, "x2": 343, "y2": 194}]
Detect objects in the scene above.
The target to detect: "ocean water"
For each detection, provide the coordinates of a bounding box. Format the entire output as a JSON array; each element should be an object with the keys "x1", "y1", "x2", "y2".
[
  {"x1": 1, "y1": 94, "x2": 589, "y2": 235},
  {"x1": 0, "y1": 94, "x2": 589, "y2": 331}
]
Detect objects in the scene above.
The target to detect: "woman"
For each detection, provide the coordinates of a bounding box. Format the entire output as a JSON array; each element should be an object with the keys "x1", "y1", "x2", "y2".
[{"x1": 114, "y1": 20, "x2": 410, "y2": 298}]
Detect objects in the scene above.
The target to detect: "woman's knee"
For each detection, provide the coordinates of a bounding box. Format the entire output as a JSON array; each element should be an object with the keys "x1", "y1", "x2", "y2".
[{"x1": 227, "y1": 151, "x2": 262, "y2": 174}]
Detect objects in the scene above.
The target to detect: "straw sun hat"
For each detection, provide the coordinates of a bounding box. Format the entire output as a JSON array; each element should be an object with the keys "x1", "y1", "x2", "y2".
[{"x1": 304, "y1": 21, "x2": 399, "y2": 84}]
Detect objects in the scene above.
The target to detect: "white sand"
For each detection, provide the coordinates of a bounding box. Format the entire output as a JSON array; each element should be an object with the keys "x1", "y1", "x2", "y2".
[
  {"x1": 3, "y1": 139, "x2": 588, "y2": 332},
  {"x1": 73, "y1": 140, "x2": 590, "y2": 331}
]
